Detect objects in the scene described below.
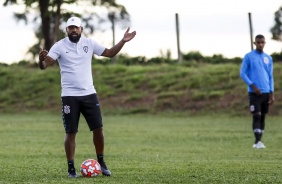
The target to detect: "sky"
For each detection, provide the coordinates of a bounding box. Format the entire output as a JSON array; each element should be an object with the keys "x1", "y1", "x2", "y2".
[{"x1": 0, "y1": 0, "x2": 282, "y2": 64}]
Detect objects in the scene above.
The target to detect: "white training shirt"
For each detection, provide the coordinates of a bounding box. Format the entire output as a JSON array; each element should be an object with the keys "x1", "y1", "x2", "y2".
[{"x1": 48, "y1": 36, "x2": 105, "y2": 97}]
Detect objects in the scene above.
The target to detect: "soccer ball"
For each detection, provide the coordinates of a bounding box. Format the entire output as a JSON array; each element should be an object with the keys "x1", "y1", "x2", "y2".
[{"x1": 80, "y1": 159, "x2": 101, "y2": 177}]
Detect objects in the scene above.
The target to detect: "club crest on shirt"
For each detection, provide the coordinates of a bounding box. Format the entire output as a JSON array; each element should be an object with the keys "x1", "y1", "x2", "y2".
[
  {"x1": 83, "y1": 46, "x2": 88, "y2": 53},
  {"x1": 264, "y1": 57, "x2": 269, "y2": 64}
]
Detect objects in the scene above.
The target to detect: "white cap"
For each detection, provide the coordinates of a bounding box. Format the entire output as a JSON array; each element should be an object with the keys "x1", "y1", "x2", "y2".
[{"x1": 66, "y1": 17, "x2": 82, "y2": 27}]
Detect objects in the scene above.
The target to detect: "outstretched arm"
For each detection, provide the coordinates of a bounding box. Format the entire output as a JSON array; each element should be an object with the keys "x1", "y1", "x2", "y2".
[
  {"x1": 101, "y1": 27, "x2": 136, "y2": 58},
  {"x1": 38, "y1": 47, "x2": 55, "y2": 70}
]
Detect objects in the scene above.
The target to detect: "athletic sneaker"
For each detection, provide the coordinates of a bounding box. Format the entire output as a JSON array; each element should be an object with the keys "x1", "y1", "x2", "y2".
[
  {"x1": 68, "y1": 168, "x2": 79, "y2": 178},
  {"x1": 253, "y1": 141, "x2": 266, "y2": 149},
  {"x1": 99, "y1": 161, "x2": 111, "y2": 176}
]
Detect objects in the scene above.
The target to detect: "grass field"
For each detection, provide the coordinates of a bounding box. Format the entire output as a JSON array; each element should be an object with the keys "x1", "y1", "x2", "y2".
[{"x1": 1, "y1": 113, "x2": 282, "y2": 184}]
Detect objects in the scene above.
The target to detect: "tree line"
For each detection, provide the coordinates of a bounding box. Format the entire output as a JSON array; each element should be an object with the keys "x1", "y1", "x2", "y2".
[
  {"x1": 3, "y1": 50, "x2": 282, "y2": 66},
  {"x1": 2, "y1": 0, "x2": 282, "y2": 63},
  {"x1": 3, "y1": 0, "x2": 130, "y2": 58}
]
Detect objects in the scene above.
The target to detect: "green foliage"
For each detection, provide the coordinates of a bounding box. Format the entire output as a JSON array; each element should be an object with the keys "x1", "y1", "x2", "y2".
[
  {"x1": 96, "y1": 51, "x2": 243, "y2": 66},
  {"x1": 2, "y1": 0, "x2": 130, "y2": 60},
  {"x1": 182, "y1": 52, "x2": 242, "y2": 64},
  {"x1": 1, "y1": 61, "x2": 282, "y2": 115},
  {"x1": 183, "y1": 51, "x2": 204, "y2": 61},
  {"x1": 1, "y1": 113, "x2": 282, "y2": 183},
  {"x1": 271, "y1": 6, "x2": 282, "y2": 41},
  {"x1": 270, "y1": 51, "x2": 282, "y2": 62},
  {"x1": 0, "y1": 64, "x2": 61, "y2": 112}
]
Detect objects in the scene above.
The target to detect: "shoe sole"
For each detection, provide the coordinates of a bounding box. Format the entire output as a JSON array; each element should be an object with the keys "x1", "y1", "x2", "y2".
[
  {"x1": 68, "y1": 174, "x2": 79, "y2": 178},
  {"x1": 100, "y1": 166, "x2": 111, "y2": 176},
  {"x1": 253, "y1": 146, "x2": 266, "y2": 149},
  {"x1": 68, "y1": 175, "x2": 79, "y2": 178},
  {"x1": 102, "y1": 172, "x2": 111, "y2": 176}
]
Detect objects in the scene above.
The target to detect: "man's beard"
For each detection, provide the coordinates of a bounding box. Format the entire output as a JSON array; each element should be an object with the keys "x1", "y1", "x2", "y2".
[
  {"x1": 68, "y1": 33, "x2": 81, "y2": 43},
  {"x1": 256, "y1": 48, "x2": 263, "y2": 53}
]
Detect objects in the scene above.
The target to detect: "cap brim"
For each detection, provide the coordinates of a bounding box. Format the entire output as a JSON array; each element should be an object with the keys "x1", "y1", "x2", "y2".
[{"x1": 67, "y1": 24, "x2": 81, "y2": 27}]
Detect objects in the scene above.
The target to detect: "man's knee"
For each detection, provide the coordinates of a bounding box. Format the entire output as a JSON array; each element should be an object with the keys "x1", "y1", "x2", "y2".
[
  {"x1": 66, "y1": 133, "x2": 76, "y2": 140},
  {"x1": 93, "y1": 127, "x2": 103, "y2": 134},
  {"x1": 253, "y1": 113, "x2": 261, "y2": 121}
]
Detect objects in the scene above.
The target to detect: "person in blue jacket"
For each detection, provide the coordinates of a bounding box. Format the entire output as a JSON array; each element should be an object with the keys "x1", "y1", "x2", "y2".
[{"x1": 240, "y1": 34, "x2": 274, "y2": 149}]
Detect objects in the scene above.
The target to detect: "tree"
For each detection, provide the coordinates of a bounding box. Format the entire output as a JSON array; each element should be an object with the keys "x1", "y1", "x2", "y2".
[
  {"x1": 3, "y1": 0, "x2": 131, "y2": 60},
  {"x1": 270, "y1": 6, "x2": 282, "y2": 41}
]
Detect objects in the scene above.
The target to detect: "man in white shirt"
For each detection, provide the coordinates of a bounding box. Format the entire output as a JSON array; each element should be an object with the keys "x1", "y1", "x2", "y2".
[{"x1": 39, "y1": 16, "x2": 136, "y2": 178}]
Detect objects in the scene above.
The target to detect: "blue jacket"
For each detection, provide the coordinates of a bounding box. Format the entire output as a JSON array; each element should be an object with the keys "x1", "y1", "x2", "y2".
[{"x1": 240, "y1": 50, "x2": 274, "y2": 93}]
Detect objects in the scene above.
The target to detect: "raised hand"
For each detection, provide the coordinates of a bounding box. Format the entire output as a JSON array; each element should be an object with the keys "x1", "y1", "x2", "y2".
[
  {"x1": 122, "y1": 28, "x2": 136, "y2": 42},
  {"x1": 38, "y1": 47, "x2": 48, "y2": 69},
  {"x1": 39, "y1": 47, "x2": 48, "y2": 62}
]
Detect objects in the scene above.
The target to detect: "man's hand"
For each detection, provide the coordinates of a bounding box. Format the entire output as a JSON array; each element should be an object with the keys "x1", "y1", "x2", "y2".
[
  {"x1": 250, "y1": 84, "x2": 261, "y2": 95},
  {"x1": 39, "y1": 47, "x2": 48, "y2": 69},
  {"x1": 101, "y1": 28, "x2": 136, "y2": 58},
  {"x1": 122, "y1": 28, "x2": 136, "y2": 42},
  {"x1": 268, "y1": 93, "x2": 274, "y2": 105}
]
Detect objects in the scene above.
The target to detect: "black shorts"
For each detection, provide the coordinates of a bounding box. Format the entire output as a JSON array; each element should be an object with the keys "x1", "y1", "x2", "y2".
[
  {"x1": 248, "y1": 93, "x2": 270, "y2": 114},
  {"x1": 61, "y1": 94, "x2": 103, "y2": 133}
]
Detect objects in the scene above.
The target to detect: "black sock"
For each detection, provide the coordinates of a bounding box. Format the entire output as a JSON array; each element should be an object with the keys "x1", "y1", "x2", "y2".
[
  {"x1": 68, "y1": 160, "x2": 75, "y2": 171},
  {"x1": 253, "y1": 114, "x2": 261, "y2": 143},
  {"x1": 260, "y1": 131, "x2": 264, "y2": 140},
  {"x1": 260, "y1": 114, "x2": 265, "y2": 141},
  {"x1": 254, "y1": 132, "x2": 261, "y2": 143},
  {"x1": 97, "y1": 154, "x2": 104, "y2": 163}
]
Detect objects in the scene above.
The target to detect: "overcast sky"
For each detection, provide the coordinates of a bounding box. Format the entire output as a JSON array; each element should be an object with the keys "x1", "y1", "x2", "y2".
[{"x1": 0, "y1": 0, "x2": 282, "y2": 64}]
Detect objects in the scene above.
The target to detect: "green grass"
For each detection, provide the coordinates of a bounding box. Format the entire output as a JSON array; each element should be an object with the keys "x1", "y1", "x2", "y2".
[
  {"x1": 1, "y1": 113, "x2": 282, "y2": 183},
  {"x1": 2, "y1": 63, "x2": 282, "y2": 115}
]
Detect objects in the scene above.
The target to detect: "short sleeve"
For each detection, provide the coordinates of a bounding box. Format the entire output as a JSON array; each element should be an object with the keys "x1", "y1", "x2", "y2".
[
  {"x1": 90, "y1": 39, "x2": 106, "y2": 56},
  {"x1": 48, "y1": 42, "x2": 61, "y2": 60}
]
